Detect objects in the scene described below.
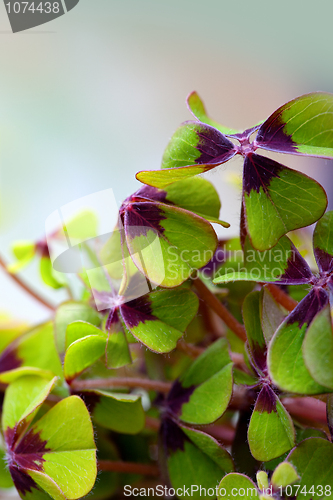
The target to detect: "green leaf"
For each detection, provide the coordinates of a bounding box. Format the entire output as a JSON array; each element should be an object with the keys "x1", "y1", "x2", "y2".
[
  {"x1": 256, "y1": 471, "x2": 269, "y2": 490},
  {"x1": 242, "y1": 291, "x2": 267, "y2": 374},
  {"x1": 86, "y1": 434, "x2": 119, "y2": 500},
  {"x1": 243, "y1": 154, "x2": 327, "y2": 251},
  {"x1": 27, "y1": 471, "x2": 67, "y2": 500},
  {"x1": 233, "y1": 368, "x2": 258, "y2": 386},
  {"x1": 54, "y1": 302, "x2": 101, "y2": 354},
  {"x1": 218, "y1": 473, "x2": 258, "y2": 500},
  {"x1": 124, "y1": 200, "x2": 218, "y2": 287},
  {"x1": 23, "y1": 396, "x2": 97, "y2": 499},
  {"x1": 99, "y1": 227, "x2": 128, "y2": 280},
  {"x1": 65, "y1": 318, "x2": 131, "y2": 375},
  {"x1": 8, "y1": 240, "x2": 36, "y2": 273},
  {"x1": 256, "y1": 92, "x2": 333, "y2": 159},
  {"x1": 165, "y1": 177, "x2": 221, "y2": 217},
  {"x1": 160, "y1": 121, "x2": 236, "y2": 170},
  {"x1": 328, "y1": 393, "x2": 333, "y2": 440},
  {"x1": 2, "y1": 375, "x2": 57, "y2": 431},
  {"x1": 0, "y1": 367, "x2": 58, "y2": 384},
  {"x1": 105, "y1": 329, "x2": 132, "y2": 369},
  {"x1": 175, "y1": 339, "x2": 233, "y2": 424},
  {"x1": 248, "y1": 386, "x2": 295, "y2": 461},
  {"x1": 64, "y1": 335, "x2": 107, "y2": 382},
  {"x1": 179, "y1": 364, "x2": 233, "y2": 424},
  {"x1": 83, "y1": 390, "x2": 145, "y2": 434},
  {"x1": 161, "y1": 177, "x2": 229, "y2": 226},
  {"x1": 187, "y1": 91, "x2": 238, "y2": 135},
  {"x1": 296, "y1": 427, "x2": 328, "y2": 442},
  {"x1": 0, "y1": 447, "x2": 14, "y2": 488},
  {"x1": 260, "y1": 287, "x2": 286, "y2": 344},
  {"x1": 183, "y1": 426, "x2": 234, "y2": 471},
  {"x1": 0, "y1": 317, "x2": 26, "y2": 353},
  {"x1": 136, "y1": 164, "x2": 217, "y2": 189},
  {"x1": 164, "y1": 422, "x2": 233, "y2": 500},
  {"x1": 232, "y1": 410, "x2": 260, "y2": 478},
  {"x1": 271, "y1": 462, "x2": 299, "y2": 488},
  {"x1": 40, "y1": 257, "x2": 64, "y2": 289},
  {"x1": 302, "y1": 304, "x2": 333, "y2": 389},
  {"x1": 65, "y1": 321, "x2": 105, "y2": 349},
  {"x1": 268, "y1": 289, "x2": 330, "y2": 395},
  {"x1": 62, "y1": 210, "x2": 98, "y2": 241},
  {"x1": 12, "y1": 240, "x2": 36, "y2": 260},
  {"x1": 214, "y1": 234, "x2": 311, "y2": 285},
  {"x1": 120, "y1": 287, "x2": 199, "y2": 353},
  {"x1": 18, "y1": 484, "x2": 62, "y2": 500},
  {"x1": 0, "y1": 322, "x2": 63, "y2": 382},
  {"x1": 287, "y1": 438, "x2": 333, "y2": 499},
  {"x1": 313, "y1": 210, "x2": 333, "y2": 273},
  {"x1": 136, "y1": 120, "x2": 236, "y2": 189}
]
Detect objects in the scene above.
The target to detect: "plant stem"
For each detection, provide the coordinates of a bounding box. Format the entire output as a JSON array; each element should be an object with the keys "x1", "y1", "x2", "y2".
[
  {"x1": 177, "y1": 339, "x2": 246, "y2": 370},
  {"x1": 98, "y1": 460, "x2": 160, "y2": 476},
  {"x1": 0, "y1": 254, "x2": 55, "y2": 312},
  {"x1": 327, "y1": 394, "x2": 333, "y2": 440},
  {"x1": 145, "y1": 416, "x2": 160, "y2": 431},
  {"x1": 282, "y1": 397, "x2": 327, "y2": 424},
  {"x1": 71, "y1": 377, "x2": 172, "y2": 394},
  {"x1": 193, "y1": 278, "x2": 247, "y2": 341},
  {"x1": 203, "y1": 424, "x2": 235, "y2": 445},
  {"x1": 145, "y1": 414, "x2": 235, "y2": 446},
  {"x1": 266, "y1": 284, "x2": 298, "y2": 311},
  {"x1": 177, "y1": 339, "x2": 204, "y2": 358}
]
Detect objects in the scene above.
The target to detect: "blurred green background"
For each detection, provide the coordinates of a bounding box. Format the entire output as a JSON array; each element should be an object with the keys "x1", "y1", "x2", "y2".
[{"x1": 1, "y1": 0, "x2": 333, "y2": 325}]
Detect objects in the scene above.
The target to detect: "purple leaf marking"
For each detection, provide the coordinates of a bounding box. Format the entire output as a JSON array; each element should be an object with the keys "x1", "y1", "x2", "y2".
[
  {"x1": 255, "y1": 385, "x2": 277, "y2": 414},
  {"x1": 160, "y1": 417, "x2": 189, "y2": 455},
  {"x1": 120, "y1": 294, "x2": 156, "y2": 329},
  {"x1": 243, "y1": 154, "x2": 283, "y2": 195},
  {"x1": 314, "y1": 247, "x2": 333, "y2": 275},
  {"x1": 124, "y1": 202, "x2": 166, "y2": 238},
  {"x1": 191, "y1": 122, "x2": 236, "y2": 164},
  {"x1": 286, "y1": 288, "x2": 329, "y2": 328},
  {"x1": 256, "y1": 113, "x2": 298, "y2": 153},
  {"x1": 0, "y1": 345, "x2": 22, "y2": 374},
  {"x1": 6, "y1": 426, "x2": 50, "y2": 496},
  {"x1": 277, "y1": 243, "x2": 313, "y2": 285},
  {"x1": 165, "y1": 379, "x2": 196, "y2": 416}
]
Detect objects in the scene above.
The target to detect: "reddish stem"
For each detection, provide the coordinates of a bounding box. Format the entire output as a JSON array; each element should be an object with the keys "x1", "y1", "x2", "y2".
[
  {"x1": 282, "y1": 397, "x2": 327, "y2": 424},
  {"x1": 266, "y1": 284, "x2": 298, "y2": 312},
  {"x1": 98, "y1": 460, "x2": 160, "y2": 476},
  {"x1": 71, "y1": 377, "x2": 172, "y2": 394},
  {"x1": 145, "y1": 416, "x2": 160, "y2": 431},
  {"x1": 193, "y1": 278, "x2": 247, "y2": 341},
  {"x1": 202, "y1": 424, "x2": 235, "y2": 445},
  {"x1": 0, "y1": 254, "x2": 55, "y2": 312},
  {"x1": 177, "y1": 339, "x2": 204, "y2": 358}
]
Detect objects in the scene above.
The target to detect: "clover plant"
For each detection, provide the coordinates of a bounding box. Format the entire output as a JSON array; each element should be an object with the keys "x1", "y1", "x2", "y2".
[{"x1": 1, "y1": 91, "x2": 333, "y2": 499}]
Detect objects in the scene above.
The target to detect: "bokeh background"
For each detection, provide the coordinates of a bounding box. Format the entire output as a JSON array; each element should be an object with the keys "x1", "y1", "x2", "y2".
[{"x1": 1, "y1": 0, "x2": 333, "y2": 328}]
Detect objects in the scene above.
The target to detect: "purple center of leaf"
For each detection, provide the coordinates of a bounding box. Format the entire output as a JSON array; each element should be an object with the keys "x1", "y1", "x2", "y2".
[
  {"x1": 120, "y1": 295, "x2": 156, "y2": 328},
  {"x1": 160, "y1": 417, "x2": 189, "y2": 455},
  {"x1": 255, "y1": 385, "x2": 277, "y2": 414},
  {"x1": 0, "y1": 346, "x2": 22, "y2": 374},
  {"x1": 35, "y1": 240, "x2": 50, "y2": 258},
  {"x1": 6, "y1": 426, "x2": 50, "y2": 496},
  {"x1": 163, "y1": 379, "x2": 196, "y2": 416},
  {"x1": 228, "y1": 125, "x2": 261, "y2": 157},
  {"x1": 123, "y1": 202, "x2": 167, "y2": 239}
]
